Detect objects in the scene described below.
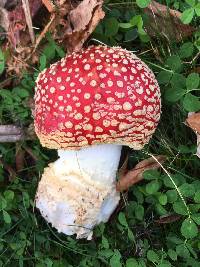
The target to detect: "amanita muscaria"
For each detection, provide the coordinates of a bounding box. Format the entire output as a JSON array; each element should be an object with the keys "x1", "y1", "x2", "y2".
[{"x1": 34, "y1": 45, "x2": 161, "y2": 239}]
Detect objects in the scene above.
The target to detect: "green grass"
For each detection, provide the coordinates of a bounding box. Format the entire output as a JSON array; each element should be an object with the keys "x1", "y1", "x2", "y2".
[{"x1": 0, "y1": 0, "x2": 200, "y2": 266}]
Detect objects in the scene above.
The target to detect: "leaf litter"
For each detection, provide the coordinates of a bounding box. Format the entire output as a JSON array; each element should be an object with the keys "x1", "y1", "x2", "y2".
[{"x1": 186, "y1": 113, "x2": 200, "y2": 158}]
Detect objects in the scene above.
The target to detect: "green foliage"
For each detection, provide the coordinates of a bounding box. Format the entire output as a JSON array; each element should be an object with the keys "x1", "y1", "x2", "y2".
[
  {"x1": 0, "y1": 48, "x2": 5, "y2": 74},
  {"x1": 181, "y1": 218, "x2": 198, "y2": 238},
  {"x1": 104, "y1": 18, "x2": 119, "y2": 37},
  {"x1": 93, "y1": 7, "x2": 150, "y2": 44},
  {"x1": 136, "y1": 0, "x2": 151, "y2": 9},
  {"x1": 0, "y1": 0, "x2": 200, "y2": 266},
  {"x1": 158, "y1": 50, "x2": 200, "y2": 112},
  {"x1": 180, "y1": 0, "x2": 200, "y2": 24}
]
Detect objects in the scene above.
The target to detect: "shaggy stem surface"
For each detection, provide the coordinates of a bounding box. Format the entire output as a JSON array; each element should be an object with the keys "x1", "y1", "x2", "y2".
[{"x1": 36, "y1": 144, "x2": 122, "y2": 239}]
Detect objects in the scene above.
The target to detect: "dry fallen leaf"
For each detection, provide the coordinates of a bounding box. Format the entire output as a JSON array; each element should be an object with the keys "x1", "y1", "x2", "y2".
[
  {"x1": 147, "y1": 0, "x2": 182, "y2": 19},
  {"x1": 6, "y1": 46, "x2": 32, "y2": 76},
  {"x1": 33, "y1": 0, "x2": 104, "y2": 56},
  {"x1": 23, "y1": 146, "x2": 39, "y2": 161},
  {"x1": 118, "y1": 156, "x2": 128, "y2": 178},
  {"x1": 15, "y1": 143, "x2": 25, "y2": 172},
  {"x1": 116, "y1": 155, "x2": 166, "y2": 192},
  {"x1": 0, "y1": 157, "x2": 16, "y2": 181},
  {"x1": 186, "y1": 113, "x2": 200, "y2": 158},
  {"x1": 1, "y1": 0, "x2": 42, "y2": 47},
  {"x1": 0, "y1": 0, "x2": 104, "y2": 77},
  {"x1": 68, "y1": 0, "x2": 102, "y2": 32},
  {"x1": 65, "y1": 0, "x2": 105, "y2": 52},
  {"x1": 155, "y1": 214, "x2": 181, "y2": 224},
  {"x1": 186, "y1": 113, "x2": 200, "y2": 134},
  {"x1": 144, "y1": 0, "x2": 195, "y2": 42},
  {"x1": 0, "y1": 7, "x2": 9, "y2": 31},
  {"x1": 42, "y1": 0, "x2": 55, "y2": 12},
  {"x1": 0, "y1": 0, "x2": 7, "y2": 7},
  {"x1": 197, "y1": 134, "x2": 200, "y2": 159}
]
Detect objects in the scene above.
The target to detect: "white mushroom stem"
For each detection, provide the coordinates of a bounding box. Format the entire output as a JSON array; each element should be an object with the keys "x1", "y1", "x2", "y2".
[{"x1": 36, "y1": 144, "x2": 122, "y2": 239}]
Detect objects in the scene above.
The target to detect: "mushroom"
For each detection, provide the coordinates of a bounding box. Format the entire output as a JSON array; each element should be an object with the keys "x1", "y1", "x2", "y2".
[{"x1": 34, "y1": 45, "x2": 161, "y2": 239}]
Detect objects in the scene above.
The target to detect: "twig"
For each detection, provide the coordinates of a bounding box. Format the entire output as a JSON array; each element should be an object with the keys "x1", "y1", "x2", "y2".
[
  {"x1": 0, "y1": 125, "x2": 24, "y2": 142},
  {"x1": 32, "y1": 13, "x2": 56, "y2": 55},
  {"x1": 21, "y1": 0, "x2": 35, "y2": 44},
  {"x1": 0, "y1": 135, "x2": 24, "y2": 142},
  {"x1": 0, "y1": 125, "x2": 22, "y2": 135},
  {"x1": 184, "y1": 51, "x2": 200, "y2": 65}
]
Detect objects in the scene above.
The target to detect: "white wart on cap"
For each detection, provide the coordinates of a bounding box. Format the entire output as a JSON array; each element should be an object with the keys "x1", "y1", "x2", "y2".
[{"x1": 34, "y1": 45, "x2": 161, "y2": 150}]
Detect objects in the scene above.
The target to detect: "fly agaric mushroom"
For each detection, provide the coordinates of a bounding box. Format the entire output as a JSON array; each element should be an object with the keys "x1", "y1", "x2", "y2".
[{"x1": 34, "y1": 45, "x2": 161, "y2": 239}]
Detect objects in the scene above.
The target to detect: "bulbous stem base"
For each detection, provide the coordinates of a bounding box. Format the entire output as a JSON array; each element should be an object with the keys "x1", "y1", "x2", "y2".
[{"x1": 35, "y1": 144, "x2": 122, "y2": 239}]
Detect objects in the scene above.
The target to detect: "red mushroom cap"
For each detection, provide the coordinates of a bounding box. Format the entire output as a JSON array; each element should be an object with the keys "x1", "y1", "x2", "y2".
[{"x1": 34, "y1": 45, "x2": 161, "y2": 150}]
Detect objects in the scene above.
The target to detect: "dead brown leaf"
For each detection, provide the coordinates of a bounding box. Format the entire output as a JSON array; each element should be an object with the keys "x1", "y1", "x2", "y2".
[
  {"x1": 155, "y1": 214, "x2": 181, "y2": 224},
  {"x1": 186, "y1": 113, "x2": 200, "y2": 134},
  {"x1": 64, "y1": 0, "x2": 105, "y2": 53},
  {"x1": 186, "y1": 113, "x2": 200, "y2": 158},
  {"x1": 68, "y1": 0, "x2": 102, "y2": 32},
  {"x1": 2, "y1": 0, "x2": 104, "y2": 76},
  {"x1": 5, "y1": 0, "x2": 42, "y2": 47},
  {"x1": 144, "y1": 0, "x2": 195, "y2": 42},
  {"x1": 197, "y1": 134, "x2": 200, "y2": 159},
  {"x1": 0, "y1": 7, "x2": 9, "y2": 31},
  {"x1": 116, "y1": 155, "x2": 166, "y2": 192},
  {"x1": 147, "y1": 0, "x2": 182, "y2": 19},
  {"x1": 42, "y1": 0, "x2": 55, "y2": 12},
  {"x1": 0, "y1": 157, "x2": 16, "y2": 181},
  {"x1": 118, "y1": 156, "x2": 128, "y2": 178},
  {"x1": 0, "y1": 0, "x2": 7, "y2": 7},
  {"x1": 193, "y1": 67, "x2": 200, "y2": 74},
  {"x1": 6, "y1": 47, "x2": 32, "y2": 76},
  {"x1": 15, "y1": 143, "x2": 25, "y2": 172},
  {"x1": 32, "y1": 0, "x2": 104, "y2": 55},
  {"x1": 23, "y1": 146, "x2": 38, "y2": 161}
]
